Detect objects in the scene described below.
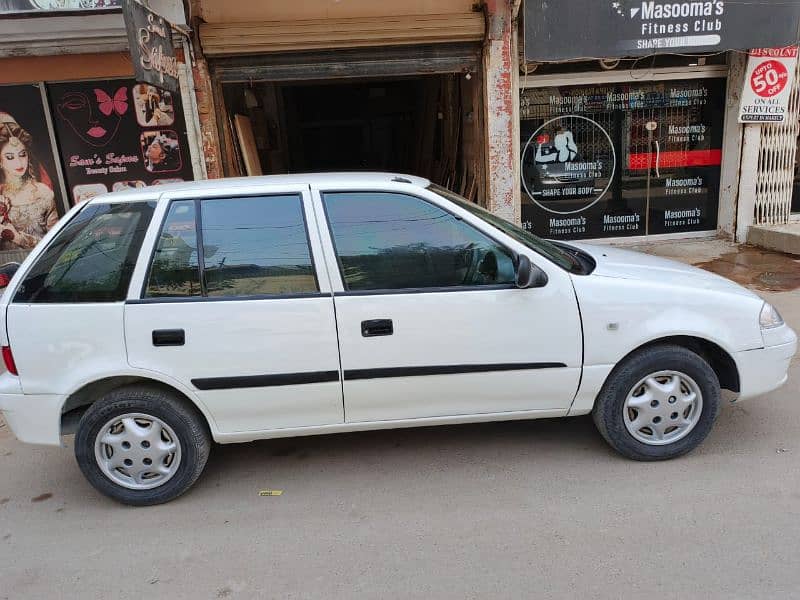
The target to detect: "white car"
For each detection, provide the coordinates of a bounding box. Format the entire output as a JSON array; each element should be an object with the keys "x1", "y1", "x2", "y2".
[{"x1": 0, "y1": 173, "x2": 795, "y2": 505}]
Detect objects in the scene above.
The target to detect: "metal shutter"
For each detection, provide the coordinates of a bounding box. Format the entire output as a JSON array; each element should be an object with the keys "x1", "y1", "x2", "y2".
[{"x1": 200, "y1": 13, "x2": 485, "y2": 57}]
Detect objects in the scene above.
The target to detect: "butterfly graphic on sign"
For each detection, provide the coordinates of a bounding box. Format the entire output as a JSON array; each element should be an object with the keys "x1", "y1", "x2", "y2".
[
  {"x1": 96, "y1": 87, "x2": 129, "y2": 117},
  {"x1": 56, "y1": 86, "x2": 129, "y2": 148}
]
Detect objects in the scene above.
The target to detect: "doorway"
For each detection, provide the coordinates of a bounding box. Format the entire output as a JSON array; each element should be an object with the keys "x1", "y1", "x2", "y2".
[{"x1": 219, "y1": 73, "x2": 484, "y2": 202}]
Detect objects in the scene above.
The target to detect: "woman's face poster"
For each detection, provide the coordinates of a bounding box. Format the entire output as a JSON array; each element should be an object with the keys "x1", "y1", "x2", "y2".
[{"x1": 0, "y1": 84, "x2": 65, "y2": 252}]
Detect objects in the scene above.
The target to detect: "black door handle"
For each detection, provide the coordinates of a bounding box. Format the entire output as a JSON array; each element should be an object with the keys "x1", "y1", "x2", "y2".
[
  {"x1": 361, "y1": 319, "x2": 393, "y2": 338},
  {"x1": 152, "y1": 329, "x2": 185, "y2": 347}
]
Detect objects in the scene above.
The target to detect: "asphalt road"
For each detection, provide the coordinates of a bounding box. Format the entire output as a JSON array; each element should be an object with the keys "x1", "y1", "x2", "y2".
[{"x1": 1, "y1": 288, "x2": 798, "y2": 600}]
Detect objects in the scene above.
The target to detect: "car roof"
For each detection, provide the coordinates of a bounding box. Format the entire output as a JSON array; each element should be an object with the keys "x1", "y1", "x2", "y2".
[{"x1": 87, "y1": 172, "x2": 432, "y2": 203}]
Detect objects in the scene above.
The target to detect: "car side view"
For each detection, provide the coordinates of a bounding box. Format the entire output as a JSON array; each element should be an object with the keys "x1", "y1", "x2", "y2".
[{"x1": 0, "y1": 173, "x2": 796, "y2": 505}]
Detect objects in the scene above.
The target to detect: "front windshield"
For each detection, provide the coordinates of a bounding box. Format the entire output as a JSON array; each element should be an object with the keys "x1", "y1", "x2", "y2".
[{"x1": 428, "y1": 184, "x2": 582, "y2": 273}]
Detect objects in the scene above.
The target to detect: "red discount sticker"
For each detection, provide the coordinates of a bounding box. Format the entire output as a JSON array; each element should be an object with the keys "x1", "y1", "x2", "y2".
[{"x1": 750, "y1": 60, "x2": 790, "y2": 98}]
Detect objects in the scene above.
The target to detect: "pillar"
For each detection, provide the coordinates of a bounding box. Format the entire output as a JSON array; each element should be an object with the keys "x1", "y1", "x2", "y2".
[
  {"x1": 483, "y1": 0, "x2": 520, "y2": 223},
  {"x1": 190, "y1": 53, "x2": 224, "y2": 179},
  {"x1": 718, "y1": 52, "x2": 747, "y2": 240}
]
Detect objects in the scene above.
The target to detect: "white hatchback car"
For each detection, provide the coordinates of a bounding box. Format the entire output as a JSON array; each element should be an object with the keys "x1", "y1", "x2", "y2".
[{"x1": 0, "y1": 173, "x2": 796, "y2": 505}]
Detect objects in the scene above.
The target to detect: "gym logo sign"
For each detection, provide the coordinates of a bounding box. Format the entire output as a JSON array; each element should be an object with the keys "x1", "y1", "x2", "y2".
[{"x1": 521, "y1": 115, "x2": 616, "y2": 216}]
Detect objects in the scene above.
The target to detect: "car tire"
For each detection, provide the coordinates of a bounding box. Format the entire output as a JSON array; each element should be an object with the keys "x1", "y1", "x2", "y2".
[
  {"x1": 592, "y1": 344, "x2": 721, "y2": 461},
  {"x1": 74, "y1": 385, "x2": 211, "y2": 506}
]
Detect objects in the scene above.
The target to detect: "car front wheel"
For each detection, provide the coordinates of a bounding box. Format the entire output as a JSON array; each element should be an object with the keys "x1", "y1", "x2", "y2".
[
  {"x1": 592, "y1": 345, "x2": 721, "y2": 461},
  {"x1": 75, "y1": 386, "x2": 211, "y2": 506}
]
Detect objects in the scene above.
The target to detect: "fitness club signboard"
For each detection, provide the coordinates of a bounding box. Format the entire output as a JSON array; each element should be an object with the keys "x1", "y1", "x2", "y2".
[
  {"x1": 739, "y1": 47, "x2": 799, "y2": 124},
  {"x1": 520, "y1": 79, "x2": 725, "y2": 240},
  {"x1": 524, "y1": 1, "x2": 800, "y2": 61}
]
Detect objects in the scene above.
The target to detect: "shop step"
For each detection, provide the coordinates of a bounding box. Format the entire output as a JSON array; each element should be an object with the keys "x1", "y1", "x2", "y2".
[{"x1": 747, "y1": 223, "x2": 800, "y2": 257}]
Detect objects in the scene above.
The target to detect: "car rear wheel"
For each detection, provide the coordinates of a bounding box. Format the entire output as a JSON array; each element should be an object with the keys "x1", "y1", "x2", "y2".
[
  {"x1": 75, "y1": 386, "x2": 211, "y2": 506},
  {"x1": 592, "y1": 345, "x2": 721, "y2": 461}
]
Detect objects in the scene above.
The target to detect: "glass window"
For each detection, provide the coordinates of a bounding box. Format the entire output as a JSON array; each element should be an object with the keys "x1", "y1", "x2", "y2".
[
  {"x1": 324, "y1": 192, "x2": 516, "y2": 291},
  {"x1": 146, "y1": 200, "x2": 202, "y2": 298},
  {"x1": 429, "y1": 184, "x2": 583, "y2": 274},
  {"x1": 146, "y1": 195, "x2": 318, "y2": 299},
  {"x1": 200, "y1": 196, "x2": 317, "y2": 297},
  {"x1": 14, "y1": 202, "x2": 155, "y2": 303},
  {"x1": 519, "y1": 79, "x2": 724, "y2": 240}
]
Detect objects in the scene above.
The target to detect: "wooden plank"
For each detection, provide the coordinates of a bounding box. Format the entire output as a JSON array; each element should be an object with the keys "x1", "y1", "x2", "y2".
[
  {"x1": 233, "y1": 114, "x2": 263, "y2": 176},
  {"x1": 211, "y1": 77, "x2": 241, "y2": 177},
  {"x1": 228, "y1": 116, "x2": 245, "y2": 176}
]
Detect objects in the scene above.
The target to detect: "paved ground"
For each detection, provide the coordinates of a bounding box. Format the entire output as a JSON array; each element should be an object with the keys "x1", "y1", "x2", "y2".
[{"x1": 1, "y1": 241, "x2": 799, "y2": 599}]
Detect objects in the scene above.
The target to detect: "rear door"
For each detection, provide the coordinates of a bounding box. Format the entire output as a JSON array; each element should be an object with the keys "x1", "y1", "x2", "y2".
[
  {"x1": 312, "y1": 184, "x2": 583, "y2": 423},
  {"x1": 125, "y1": 184, "x2": 343, "y2": 435}
]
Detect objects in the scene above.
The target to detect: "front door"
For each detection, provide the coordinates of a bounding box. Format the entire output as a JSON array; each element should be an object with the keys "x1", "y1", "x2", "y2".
[
  {"x1": 312, "y1": 188, "x2": 583, "y2": 423},
  {"x1": 125, "y1": 186, "x2": 343, "y2": 435}
]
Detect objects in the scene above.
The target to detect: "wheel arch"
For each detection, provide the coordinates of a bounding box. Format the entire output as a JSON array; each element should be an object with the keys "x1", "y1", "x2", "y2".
[
  {"x1": 60, "y1": 375, "x2": 217, "y2": 438},
  {"x1": 615, "y1": 335, "x2": 740, "y2": 394}
]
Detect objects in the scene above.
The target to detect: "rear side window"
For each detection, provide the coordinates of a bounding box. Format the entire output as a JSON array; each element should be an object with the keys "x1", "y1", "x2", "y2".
[
  {"x1": 14, "y1": 202, "x2": 155, "y2": 304},
  {"x1": 146, "y1": 195, "x2": 318, "y2": 298}
]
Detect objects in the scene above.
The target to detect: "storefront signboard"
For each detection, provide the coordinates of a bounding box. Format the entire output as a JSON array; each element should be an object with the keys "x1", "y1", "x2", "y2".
[
  {"x1": 519, "y1": 78, "x2": 725, "y2": 240},
  {"x1": 0, "y1": 1, "x2": 121, "y2": 14},
  {"x1": 123, "y1": 0, "x2": 180, "y2": 94},
  {"x1": 739, "y1": 47, "x2": 799, "y2": 124},
  {"x1": 0, "y1": 84, "x2": 67, "y2": 253},
  {"x1": 48, "y1": 78, "x2": 193, "y2": 205},
  {"x1": 524, "y1": 1, "x2": 800, "y2": 61}
]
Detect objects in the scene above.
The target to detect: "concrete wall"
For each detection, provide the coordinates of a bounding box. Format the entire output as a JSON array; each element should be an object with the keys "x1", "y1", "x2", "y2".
[
  {"x1": 717, "y1": 52, "x2": 747, "y2": 240},
  {"x1": 0, "y1": 52, "x2": 133, "y2": 84},
  {"x1": 483, "y1": 0, "x2": 519, "y2": 223}
]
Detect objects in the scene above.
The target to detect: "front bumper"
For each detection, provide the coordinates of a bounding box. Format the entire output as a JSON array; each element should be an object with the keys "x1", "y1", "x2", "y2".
[
  {"x1": 0, "y1": 373, "x2": 63, "y2": 446},
  {"x1": 735, "y1": 326, "x2": 798, "y2": 401}
]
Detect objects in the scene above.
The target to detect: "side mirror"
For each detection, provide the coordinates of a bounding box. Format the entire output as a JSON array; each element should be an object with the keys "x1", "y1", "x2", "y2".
[
  {"x1": 515, "y1": 255, "x2": 548, "y2": 289},
  {"x1": 0, "y1": 262, "x2": 19, "y2": 289}
]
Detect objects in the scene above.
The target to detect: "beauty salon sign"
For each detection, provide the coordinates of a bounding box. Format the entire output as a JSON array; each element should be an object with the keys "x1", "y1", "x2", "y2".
[{"x1": 122, "y1": 0, "x2": 179, "y2": 94}]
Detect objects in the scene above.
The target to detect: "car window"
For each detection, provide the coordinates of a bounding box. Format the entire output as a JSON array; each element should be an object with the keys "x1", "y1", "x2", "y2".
[
  {"x1": 323, "y1": 192, "x2": 516, "y2": 291},
  {"x1": 146, "y1": 195, "x2": 318, "y2": 299},
  {"x1": 14, "y1": 202, "x2": 155, "y2": 304},
  {"x1": 201, "y1": 196, "x2": 318, "y2": 297},
  {"x1": 428, "y1": 184, "x2": 585, "y2": 274},
  {"x1": 146, "y1": 200, "x2": 202, "y2": 298}
]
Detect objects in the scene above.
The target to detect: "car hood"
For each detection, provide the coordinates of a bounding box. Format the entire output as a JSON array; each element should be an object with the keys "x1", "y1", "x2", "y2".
[{"x1": 563, "y1": 241, "x2": 760, "y2": 299}]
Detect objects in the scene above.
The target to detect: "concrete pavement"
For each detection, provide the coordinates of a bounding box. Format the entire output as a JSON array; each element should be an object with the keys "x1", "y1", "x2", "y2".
[{"x1": 1, "y1": 242, "x2": 799, "y2": 600}]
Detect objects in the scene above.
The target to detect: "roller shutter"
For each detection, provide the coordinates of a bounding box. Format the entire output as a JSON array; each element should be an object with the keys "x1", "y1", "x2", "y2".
[{"x1": 200, "y1": 13, "x2": 485, "y2": 57}]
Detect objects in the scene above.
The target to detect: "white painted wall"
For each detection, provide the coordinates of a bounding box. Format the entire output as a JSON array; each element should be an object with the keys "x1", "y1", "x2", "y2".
[{"x1": 718, "y1": 53, "x2": 746, "y2": 240}]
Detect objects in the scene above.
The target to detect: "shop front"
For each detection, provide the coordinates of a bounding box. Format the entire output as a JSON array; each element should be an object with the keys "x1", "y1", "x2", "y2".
[
  {"x1": 189, "y1": 0, "x2": 491, "y2": 203},
  {"x1": 0, "y1": 72, "x2": 196, "y2": 263},
  {"x1": 520, "y1": 0, "x2": 800, "y2": 242},
  {"x1": 0, "y1": 0, "x2": 199, "y2": 263},
  {"x1": 519, "y1": 69, "x2": 727, "y2": 241}
]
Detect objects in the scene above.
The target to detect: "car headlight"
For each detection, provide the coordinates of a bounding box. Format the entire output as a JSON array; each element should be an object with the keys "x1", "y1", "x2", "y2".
[{"x1": 760, "y1": 302, "x2": 785, "y2": 329}]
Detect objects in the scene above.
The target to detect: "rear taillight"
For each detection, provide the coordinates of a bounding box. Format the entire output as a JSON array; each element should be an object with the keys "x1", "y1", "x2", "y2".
[
  {"x1": 2, "y1": 346, "x2": 18, "y2": 376},
  {"x1": 0, "y1": 273, "x2": 10, "y2": 288}
]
